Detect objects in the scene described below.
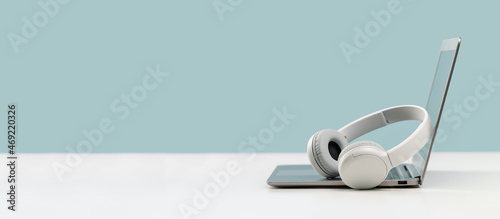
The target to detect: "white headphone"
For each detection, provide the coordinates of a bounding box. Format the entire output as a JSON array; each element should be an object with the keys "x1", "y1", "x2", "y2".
[{"x1": 307, "y1": 105, "x2": 432, "y2": 189}]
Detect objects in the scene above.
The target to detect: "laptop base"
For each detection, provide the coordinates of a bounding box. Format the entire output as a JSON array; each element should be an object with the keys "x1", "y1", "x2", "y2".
[{"x1": 267, "y1": 164, "x2": 421, "y2": 188}]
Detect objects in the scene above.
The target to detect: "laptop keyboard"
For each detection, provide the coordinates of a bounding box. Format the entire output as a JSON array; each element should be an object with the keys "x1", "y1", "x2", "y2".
[{"x1": 387, "y1": 164, "x2": 414, "y2": 180}]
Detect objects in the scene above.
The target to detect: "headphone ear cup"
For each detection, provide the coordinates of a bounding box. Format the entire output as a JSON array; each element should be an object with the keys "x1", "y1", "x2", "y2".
[
  {"x1": 338, "y1": 141, "x2": 384, "y2": 160},
  {"x1": 307, "y1": 129, "x2": 348, "y2": 177},
  {"x1": 338, "y1": 141, "x2": 389, "y2": 189}
]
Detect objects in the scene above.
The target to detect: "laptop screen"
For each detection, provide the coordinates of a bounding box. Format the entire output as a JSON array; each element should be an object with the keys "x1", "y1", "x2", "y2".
[{"x1": 414, "y1": 38, "x2": 461, "y2": 184}]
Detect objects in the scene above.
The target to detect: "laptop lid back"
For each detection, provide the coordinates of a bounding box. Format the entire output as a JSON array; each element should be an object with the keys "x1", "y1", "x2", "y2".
[{"x1": 413, "y1": 37, "x2": 461, "y2": 185}]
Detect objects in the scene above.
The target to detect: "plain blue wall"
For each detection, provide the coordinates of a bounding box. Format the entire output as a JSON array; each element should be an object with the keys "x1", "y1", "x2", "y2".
[{"x1": 1, "y1": 0, "x2": 499, "y2": 153}]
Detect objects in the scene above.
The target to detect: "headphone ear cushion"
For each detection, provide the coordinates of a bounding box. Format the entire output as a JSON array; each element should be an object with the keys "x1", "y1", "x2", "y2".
[
  {"x1": 307, "y1": 129, "x2": 348, "y2": 177},
  {"x1": 339, "y1": 141, "x2": 384, "y2": 160}
]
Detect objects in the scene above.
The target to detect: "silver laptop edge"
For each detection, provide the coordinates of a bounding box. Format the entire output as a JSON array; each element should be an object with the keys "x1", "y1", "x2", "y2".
[{"x1": 418, "y1": 37, "x2": 461, "y2": 185}]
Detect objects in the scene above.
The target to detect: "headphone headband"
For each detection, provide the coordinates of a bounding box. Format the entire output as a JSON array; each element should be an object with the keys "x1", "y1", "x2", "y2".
[{"x1": 338, "y1": 105, "x2": 432, "y2": 168}]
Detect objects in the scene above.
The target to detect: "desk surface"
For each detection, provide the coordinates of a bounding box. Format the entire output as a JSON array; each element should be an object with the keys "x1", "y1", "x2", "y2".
[{"x1": 1, "y1": 152, "x2": 499, "y2": 219}]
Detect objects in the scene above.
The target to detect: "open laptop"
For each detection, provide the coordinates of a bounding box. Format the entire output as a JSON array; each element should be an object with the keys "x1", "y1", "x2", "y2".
[{"x1": 267, "y1": 37, "x2": 461, "y2": 187}]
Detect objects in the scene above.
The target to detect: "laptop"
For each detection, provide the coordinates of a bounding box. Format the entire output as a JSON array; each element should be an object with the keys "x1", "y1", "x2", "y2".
[{"x1": 267, "y1": 37, "x2": 461, "y2": 187}]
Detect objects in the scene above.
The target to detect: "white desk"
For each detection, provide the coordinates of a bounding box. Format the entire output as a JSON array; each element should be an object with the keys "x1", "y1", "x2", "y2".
[{"x1": 1, "y1": 152, "x2": 499, "y2": 219}]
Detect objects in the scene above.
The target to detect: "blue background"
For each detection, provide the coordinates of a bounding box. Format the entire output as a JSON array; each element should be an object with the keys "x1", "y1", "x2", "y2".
[{"x1": 1, "y1": 0, "x2": 499, "y2": 153}]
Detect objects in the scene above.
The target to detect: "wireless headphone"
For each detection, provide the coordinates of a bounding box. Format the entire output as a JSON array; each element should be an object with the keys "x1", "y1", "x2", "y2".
[{"x1": 307, "y1": 105, "x2": 432, "y2": 189}]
